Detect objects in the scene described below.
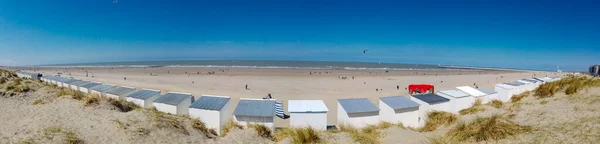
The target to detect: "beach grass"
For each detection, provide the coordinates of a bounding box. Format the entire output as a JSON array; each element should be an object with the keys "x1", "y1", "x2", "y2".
[
  {"x1": 248, "y1": 123, "x2": 273, "y2": 139},
  {"x1": 274, "y1": 127, "x2": 321, "y2": 143},
  {"x1": 191, "y1": 119, "x2": 218, "y2": 138},
  {"x1": 222, "y1": 119, "x2": 243, "y2": 136},
  {"x1": 420, "y1": 111, "x2": 458, "y2": 132},
  {"x1": 148, "y1": 108, "x2": 189, "y2": 135},
  {"x1": 489, "y1": 100, "x2": 504, "y2": 108},
  {"x1": 32, "y1": 99, "x2": 45, "y2": 105},
  {"x1": 445, "y1": 114, "x2": 531, "y2": 142},
  {"x1": 107, "y1": 98, "x2": 138, "y2": 112},
  {"x1": 511, "y1": 91, "x2": 531, "y2": 103},
  {"x1": 534, "y1": 76, "x2": 600, "y2": 98},
  {"x1": 459, "y1": 99, "x2": 485, "y2": 115},
  {"x1": 338, "y1": 124, "x2": 382, "y2": 144}
]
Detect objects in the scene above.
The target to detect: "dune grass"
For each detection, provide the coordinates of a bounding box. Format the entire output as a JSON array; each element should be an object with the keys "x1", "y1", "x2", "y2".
[
  {"x1": 43, "y1": 126, "x2": 84, "y2": 144},
  {"x1": 534, "y1": 76, "x2": 600, "y2": 98},
  {"x1": 32, "y1": 99, "x2": 45, "y2": 105},
  {"x1": 148, "y1": 108, "x2": 189, "y2": 135},
  {"x1": 511, "y1": 91, "x2": 531, "y2": 103},
  {"x1": 83, "y1": 95, "x2": 100, "y2": 106},
  {"x1": 248, "y1": 123, "x2": 273, "y2": 139},
  {"x1": 222, "y1": 119, "x2": 243, "y2": 136},
  {"x1": 274, "y1": 127, "x2": 321, "y2": 144},
  {"x1": 459, "y1": 99, "x2": 486, "y2": 115},
  {"x1": 489, "y1": 100, "x2": 504, "y2": 108},
  {"x1": 107, "y1": 98, "x2": 138, "y2": 112},
  {"x1": 338, "y1": 124, "x2": 382, "y2": 144},
  {"x1": 191, "y1": 119, "x2": 218, "y2": 138},
  {"x1": 445, "y1": 114, "x2": 531, "y2": 142},
  {"x1": 420, "y1": 111, "x2": 458, "y2": 132},
  {"x1": 56, "y1": 88, "x2": 85, "y2": 100}
]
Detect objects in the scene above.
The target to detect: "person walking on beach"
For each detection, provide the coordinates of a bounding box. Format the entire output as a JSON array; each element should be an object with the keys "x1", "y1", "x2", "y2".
[
  {"x1": 124, "y1": 77, "x2": 127, "y2": 80},
  {"x1": 245, "y1": 84, "x2": 248, "y2": 90},
  {"x1": 397, "y1": 85, "x2": 399, "y2": 90}
]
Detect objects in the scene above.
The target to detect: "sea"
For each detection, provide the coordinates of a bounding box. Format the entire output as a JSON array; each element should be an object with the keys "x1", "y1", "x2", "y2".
[{"x1": 41, "y1": 60, "x2": 474, "y2": 71}]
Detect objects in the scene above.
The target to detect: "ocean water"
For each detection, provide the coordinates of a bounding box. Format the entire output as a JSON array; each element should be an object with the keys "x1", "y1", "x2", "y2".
[{"x1": 42, "y1": 60, "x2": 461, "y2": 71}]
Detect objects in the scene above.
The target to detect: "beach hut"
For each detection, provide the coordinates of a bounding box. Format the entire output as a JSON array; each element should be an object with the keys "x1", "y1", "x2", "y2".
[
  {"x1": 105, "y1": 86, "x2": 136, "y2": 100},
  {"x1": 78, "y1": 82, "x2": 102, "y2": 94},
  {"x1": 337, "y1": 98, "x2": 380, "y2": 128},
  {"x1": 456, "y1": 86, "x2": 490, "y2": 104},
  {"x1": 517, "y1": 80, "x2": 535, "y2": 91},
  {"x1": 126, "y1": 89, "x2": 161, "y2": 108},
  {"x1": 494, "y1": 84, "x2": 517, "y2": 102},
  {"x1": 410, "y1": 94, "x2": 451, "y2": 127},
  {"x1": 68, "y1": 80, "x2": 89, "y2": 91},
  {"x1": 233, "y1": 99, "x2": 277, "y2": 130},
  {"x1": 188, "y1": 95, "x2": 231, "y2": 135},
  {"x1": 378, "y1": 96, "x2": 420, "y2": 128},
  {"x1": 477, "y1": 88, "x2": 499, "y2": 102},
  {"x1": 436, "y1": 90, "x2": 474, "y2": 114},
  {"x1": 504, "y1": 81, "x2": 526, "y2": 95},
  {"x1": 522, "y1": 79, "x2": 541, "y2": 89},
  {"x1": 90, "y1": 84, "x2": 117, "y2": 97},
  {"x1": 16, "y1": 71, "x2": 38, "y2": 80},
  {"x1": 288, "y1": 100, "x2": 329, "y2": 130},
  {"x1": 153, "y1": 92, "x2": 194, "y2": 115}
]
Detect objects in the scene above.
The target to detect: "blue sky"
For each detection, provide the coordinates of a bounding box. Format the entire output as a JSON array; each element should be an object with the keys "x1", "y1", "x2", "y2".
[{"x1": 0, "y1": 0, "x2": 598, "y2": 71}]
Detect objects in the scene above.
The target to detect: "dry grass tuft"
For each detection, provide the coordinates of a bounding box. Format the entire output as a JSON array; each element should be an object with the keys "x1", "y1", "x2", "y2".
[
  {"x1": 107, "y1": 98, "x2": 138, "y2": 112},
  {"x1": 43, "y1": 126, "x2": 84, "y2": 144},
  {"x1": 420, "y1": 111, "x2": 458, "y2": 132},
  {"x1": 511, "y1": 91, "x2": 531, "y2": 102},
  {"x1": 274, "y1": 127, "x2": 321, "y2": 143},
  {"x1": 248, "y1": 123, "x2": 273, "y2": 139},
  {"x1": 191, "y1": 119, "x2": 218, "y2": 138},
  {"x1": 32, "y1": 99, "x2": 45, "y2": 105},
  {"x1": 489, "y1": 100, "x2": 504, "y2": 108},
  {"x1": 148, "y1": 108, "x2": 189, "y2": 135},
  {"x1": 446, "y1": 114, "x2": 531, "y2": 142},
  {"x1": 56, "y1": 88, "x2": 85, "y2": 100},
  {"x1": 83, "y1": 96, "x2": 100, "y2": 106},
  {"x1": 338, "y1": 124, "x2": 382, "y2": 144},
  {"x1": 540, "y1": 100, "x2": 549, "y2": 105},
  {"x1": 534, "y1": 76, "x2": 600, "y2": 98},
  {"x1": 222, "y1": 119, "x2": 243, "y2": 136},
  {"x1": 459, "y1": 99, "x2": 486, "y2": 115}
]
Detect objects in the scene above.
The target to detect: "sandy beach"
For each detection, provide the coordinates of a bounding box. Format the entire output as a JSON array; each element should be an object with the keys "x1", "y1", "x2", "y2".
[{"x1": 30, "y1": 67, "x2": 559, "y2": 127}]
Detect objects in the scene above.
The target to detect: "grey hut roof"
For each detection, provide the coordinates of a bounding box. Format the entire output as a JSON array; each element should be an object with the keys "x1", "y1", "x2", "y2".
[
  {"x1": 70, "y1": 81, "x2": 90, "y2": 86},
  {"x1": 153, "y1": 92, "x2": 193, "y2": 105},
  {"x1": 438, "y1": 90, "x2": 471, "y2": 98},
  {"x1": 127, "y1": 89, "x2": 161, "y2": 100},
  {"x1": 90, "y1": 84, "x2": 116, "y2": 92},
  {"x1": 521, "y1": 79, "x2": 539, "y2": 83},
  {"x1": 233, "y1": 99, "x2": 276, "y2": 117},
  {"x1": 189, "y1": 96, "x2": 230, "y2": 111},
  {"x1": 106, "y1": 87, "x2": 136, "y2": 96},
  {"x1": 477, "y1": 88, "x2": 498, "y2": 95},
  {"x1": 338, "y1": 98, "x2": 379, "y2": 114},
  {"x1": 411, "y1": 94, "x2": 450, "y2": 105},
  {"x1": 504, "y1": 81, "x2": 524, "y2": 86},
  {"x1": 80, "y1": 83, "x2": 101, "y2": 88},
  {"x1": 66, "y1": 80, "x2": 82, "y2": 84},
  {"x1": 379, "y1": 96, "x2": 420, "y2": 110},
  {"x1": 61, "y1": 78, "x2": 78, "y2": 83}
]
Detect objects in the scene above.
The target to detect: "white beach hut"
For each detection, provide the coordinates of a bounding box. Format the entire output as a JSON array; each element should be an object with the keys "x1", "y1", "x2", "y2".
[
  {"x1": 477, "y1": 88, "x2": 499, "y2": 102},
  {"x1": 126, "y1": 89, "x2": 162, "y2": 108},
  {"x1": 78, "y1": 82, "x2": 102, "y2": 94},
  {"x1": 494, "y1": 84, "x2": 517, "y2": 102},
  {"x1": 189, "y1": 95, "x2": 231, "y2": 136},
  {"x1": 337, "y1": 98, "x2": 380, "y2": 128},
  {"x1": 517, "y1": 80, "x2": 535, "y2": 91},
  {"x1": 522, "y1": 79, "x2": 542, "y2": 89},
  {"x1": 153, "y1": 92, "x2": 194, "y2": 115},
  {"x1": 68, "y1": 80, "x2": 89, "y2": 91},
  {"x1": 410, "y1": 94, "x2": 451, "y2": 127},
  {"x1": 233, "y1": 98, "x2": 277, "y2": 131},
  {"x1": 16, "y1": 71, "x2": 38, "y2": 80},
  {"x1": 89, "y1": 84, "x2": 117, "y2": 97},
  {"x1": 456, "y1": 86, "x2": 490, "y2": 104},
  {"x1": 288, "y1": 100, "x2": 329, "y2": 130},
  {"x1": 436, "y1": 90, "x2": 474, "y2": 114},
  {"x1": 378, "y1": 96, "x2": 420, "y2": 128},
  {"x1": 57, "y1": 78, "x2": 77, "y2": 88},
  {"x1": 105, "y1": 86, "x2": 136, "y2": 100},
  {"x1": 505, "y1": 81, "x2": 526, "y2": 95}
]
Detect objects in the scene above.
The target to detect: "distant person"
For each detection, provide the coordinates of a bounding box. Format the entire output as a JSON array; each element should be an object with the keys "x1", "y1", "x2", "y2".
[
  {"x1": 352, "y1": 76, "x2": 354, "y2": 80},
  {"x1": 192, "y1": 81, "x2": 195, "y2": 84},
  {"x1": 245, "y1": 84, "x2": 248, "y2": 90},
  {"x1": 376, "y1": 89, "x2": 379, "y2": 92},
  {"x1": 397, "y1": 85, "x2": 399, "y2": 90},
  {"x1": 124, "y1": 77, "x2": 127, "y2": 80}
]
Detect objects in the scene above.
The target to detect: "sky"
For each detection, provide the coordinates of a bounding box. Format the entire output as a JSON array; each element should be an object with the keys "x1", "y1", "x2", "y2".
[{"x1": 0, "y1": 0, "x2": 598, "y2": 71}]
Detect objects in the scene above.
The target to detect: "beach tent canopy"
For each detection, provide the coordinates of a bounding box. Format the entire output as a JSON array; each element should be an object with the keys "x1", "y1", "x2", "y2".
[
  {"x1": 338, "y1": 98, "x2": 379, "y2": 114},
  {"x1": 106, "y1": 87, "x2": 136, "y2": 96},
  {"x1": 438, "y1": 90, "x2": 471, "y2": 98},
  {"x1": 411, "y1": 94, "x2": 450, "y2": 104},
  {"x1": 128, "y1": 89, "x2": 161, "y2": 100},
  {"x1": 190, "y1": 96, "x2": 231, "y2": 111},
  {"x1": 233, "y1": 99, "x2": 276, "y2": 117},
  {"x1": 477, "y1": 88, "x2": 498, "y2": 95},
  {"x1": 90, "y1": 84, "x2": 117, "y2": 92},
  {"x1": 456, "y1": 86, "x2": 487, "y2": 97},
  {"x1": 379, "y1": 96, "x2": 420, "y2": 110},
  {"x1": 80, "y1": 83, "x2": 101, "y2": 89},
  {"x1": 154, "y1": 92, "x2": 193, "y2": 106},
  {"x1": 288, "y1": 100, "x2": 329, "y2": 113}
]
